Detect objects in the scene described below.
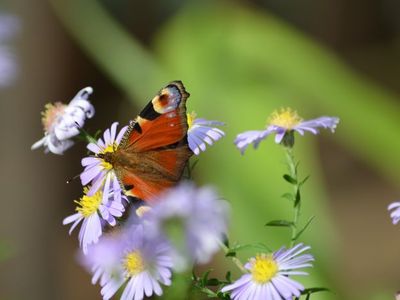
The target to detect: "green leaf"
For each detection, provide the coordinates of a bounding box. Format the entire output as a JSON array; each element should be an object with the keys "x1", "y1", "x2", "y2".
[
  {"x1": 201, "y1": 269, "x2": 212, "y2": 286},
  {"x1": 281, "y1": 192, "x2": 294, "y2": 201},
  {"x1": 225, "y1": 250, "x2": 236, "y2": 258},
  {"x1": 299, "y1": 175, "x2": 311, "y2": 186},
  {"x1": 225, "y1": 271, "x2": 232, "y2": 283},
  {"x1": 265, "y1": 220, "x2": 295, "y2": 228},
  {"x1": 216, "y1": 291, "x2": 231, "y2": 300},
  {"x1": 302, "y1": 287, "x2": 331, "y2": 300},
  {"x1": 294, "y1": 189, "x2": 301, "y2": 207},
  {"x1": 206, "y1": 278, "x2": 220, "y2": 286},
  {"x1": 283, "y1": 174, "x2": 297, "y2": 184},
  {"x1": 293, "y1": 216, "x2": 315, "y2": 241},
  {"x1": 230, "y1": 242, "x2": 271, "y2": 253}
]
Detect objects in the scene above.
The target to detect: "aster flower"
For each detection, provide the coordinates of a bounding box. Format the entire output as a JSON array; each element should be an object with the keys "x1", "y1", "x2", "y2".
[
  {"x1": 145, "y1": 182, "x2": 229, "y2": 271},
  {"x1": 187, "y1": 111, "x2": 225, "y2": 155},
  {"x1": 0, "y1": 14, "x2": 19, "y2": 87},
  {"x1": 63, "y1": 187, "x2": 126, "y2": 254},
  {"x1": 234, "y1": 108, "x2": 339, "y2": 153},
  {"x1": 31, "y1": 87, "x2": 95, "y2": 155},
  {"x1": 82, "y1": 224, "x2": 173, "y2": 300},
  {"x1": 221, "y1": 243, "x2": 314, "y2": 300},
  {"x1": 388, "y1": 202, "x2": 400, "y2": 225},
  {"x1": 80, "y1": 122, "x2": 127, "y2": 203}
]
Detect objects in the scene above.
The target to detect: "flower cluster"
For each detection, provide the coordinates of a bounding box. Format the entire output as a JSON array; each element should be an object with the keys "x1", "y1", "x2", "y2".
[
  {"x1": 30, "y1": 85, "x2": 227, "y2": 299},
  {"x1": 33, "y1": 82, "x2": 343, "y2": 300},
  {"x1": 80, "y1": 182, "x2": 229, "y2": 299}
]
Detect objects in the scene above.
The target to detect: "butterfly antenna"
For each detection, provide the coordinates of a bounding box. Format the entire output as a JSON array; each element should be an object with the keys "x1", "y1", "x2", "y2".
[{"x1": 66, "y1": 173, "x2": 81, "y2": 184}]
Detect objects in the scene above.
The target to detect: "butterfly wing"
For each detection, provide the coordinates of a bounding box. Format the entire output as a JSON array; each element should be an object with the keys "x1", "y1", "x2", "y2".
[
  {"x1": 116, "y1": 81, "x2": 192, "y2": 201},
  {"x1": 116, "y1": 146, "x2": 192, "y2": 200},
  {"x1": 120, "y1": 81, "x2": 190, "y2": 151}
]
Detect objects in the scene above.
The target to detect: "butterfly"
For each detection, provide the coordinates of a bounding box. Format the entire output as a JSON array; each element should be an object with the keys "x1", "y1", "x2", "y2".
[{"x1": 97, "y1": 81, "x2": 193, "y2": 201}]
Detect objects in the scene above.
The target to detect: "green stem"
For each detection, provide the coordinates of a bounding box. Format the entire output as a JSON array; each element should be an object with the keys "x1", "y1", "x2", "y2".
[
  {"x1": 218, "y1": 241, "x2": 247, "y2": 274},
  {"x1": 78, "y1": 128, "x2": 97, "y2": 144},
  {"x1": 284, "y1": 147, "x2": 301, "y2": 248}
]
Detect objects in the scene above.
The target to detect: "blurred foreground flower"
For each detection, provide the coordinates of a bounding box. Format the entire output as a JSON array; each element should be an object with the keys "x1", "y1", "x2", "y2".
[
  {"x1": 63, "y1": 187, "x2": 126, "y2": 254},
  {"x1": 222, "y1": 243, "x2": 314, "y2": 300},
  {"x1": 83, "y1": 224, "x2": 172, "y2": 300},
  {"x1": 234, "y1": 108, "x2": 339, "y2": 153},
  {"x1": 80, "y1": 122, "x2": 127, "y2": 203},
  {"x1": 145, "y1": 182, "x2": 229, "y2": 271},
  {"x1": 0, "y1": 14, "x2": 19, "y2": 87},
  {"x1": 388, "y1": 202, "x2": 400, "y2": 225},
  {"x1": 31, "y1": 87, "x2": 94, "y2": 154},
  {"x1": 187, "y1": 111, "x2": 225, "y2": 155}
]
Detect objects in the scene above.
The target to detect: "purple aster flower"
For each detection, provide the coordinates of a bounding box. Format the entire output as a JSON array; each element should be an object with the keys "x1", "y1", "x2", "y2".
[
  {"x1": 80, "y1": 122, "x2": 127, "y2": 204},
  {"x1": 221, "y1": 243, "x2": 314, "y2": 300},
  {"x1": 31, "y1": 87, "x2": 95, "y2": 155},
  {"x1": 234, "y1": 108, "x2": 339, "y2": 153},
  {"x1": 145, "y1": 182, "x2": 229, "y2": 271},
  {"x1": 63, "y1": 187, "x2": 126, "y2": 254},
  {"x1": 0, "y1": 14, "x2": 19, "y2": 87},
  {"x1": 82, "y1": 224, "x2": 173, "y2": 300},
  {"x1": 187, "y1": 111, "x2": 225, "y2": 155},
  {"x1": 388, "y1": 202, "x2": 400, "y2": 225}
]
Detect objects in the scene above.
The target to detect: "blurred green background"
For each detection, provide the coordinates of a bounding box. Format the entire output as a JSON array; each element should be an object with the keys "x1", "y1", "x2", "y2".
[{"x1": 1, "y1": 0, "x2": 399, "y2": 299}]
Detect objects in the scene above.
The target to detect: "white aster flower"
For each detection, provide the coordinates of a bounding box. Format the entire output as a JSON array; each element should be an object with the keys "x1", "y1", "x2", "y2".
[
  {"x1": 31, "y1": 87, "x2": 95, "y2": 155},
  {"x1": 80, "y1": 122, "x2": 127, "y2": 204},
  {"x1": 235, "y1": 108, "x2": 339, "y2": 153},
  {"x1": 63, "y1": 187, "x2": 126, "y2": 254},
  {"x1": 221, "y1": 243, "x2": 314, "y2": 300},
  {"x1": 145, "y1": 182, "x2": 229, "y2": 271},
  {"x1": 388, "y1": 202, "x2": 400, "y2": 225},
  {"x1": 82, "y1": 224, "x2": 173, "y2": 300},
  {"x1": 187, "y1": 111, "x2": 225, "y2": 155}
]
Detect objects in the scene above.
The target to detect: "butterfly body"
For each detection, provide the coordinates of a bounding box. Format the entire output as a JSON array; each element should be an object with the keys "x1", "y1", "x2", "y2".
[{"x1": 99, "y1": 81, "x2": 192, "y2": 201}]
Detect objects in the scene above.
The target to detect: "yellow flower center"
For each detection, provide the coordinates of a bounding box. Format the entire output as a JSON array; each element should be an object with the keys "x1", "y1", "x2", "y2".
[
  {"x1": 187, "y1": 111, "x2": 197, "y2": 129},
  {"x1": 124, "y1": 251, "x2": 145, "y2": 277},
  {"x1": 75, "y1": 188, "x2": 102, "y2": 218},
  {"x1": 268, "y1": 108, "x2": 302, "y2": 130},
  {"x1": 251, "y1": 254, "x2": 279, "y2": 283},
  {"x1": 41, "y1": 102, "x2": 66, "y2": 132},
  {"x1": 99, "y1": 144, "x2": 116, "y2": 170}
]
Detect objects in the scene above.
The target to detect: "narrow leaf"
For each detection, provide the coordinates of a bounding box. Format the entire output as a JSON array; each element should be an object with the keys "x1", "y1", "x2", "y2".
[
  {"x1": 283, "y1": 174, "x2": 297, "y2": 184},
  {"x1": 225, "y1": 271, "x2": 231, "y2": 283},
  {"x1": 265, "y1": 220, "x2": 295, "y2": 227},
  {"x1": 301, "y1": 287, "x2": 331, "y2": 295},
  {"x1": 299, "y1": 175, "x2": 310, "y2": 186},
  {"x1": 293, "y1": 216, "x2": 315, "y2": 241},
  {"x1": 225, "y1": 251, "x2": 236, "y2": 257},
  {"x1": 281, "y1": 192, "x2": 294, "y2": 201},
  {"x1": 201, "y1": 270, "x2": 212, "y2": 286},
  {"x1": 230, "y1": 242, "x2": 271, "y2": 253},
  {"x1": 206, "y1": 278, "x2": 220, "y2": 286},
  {"x1": 294, "y1": 189, "x2": 301, "y2": 207}
]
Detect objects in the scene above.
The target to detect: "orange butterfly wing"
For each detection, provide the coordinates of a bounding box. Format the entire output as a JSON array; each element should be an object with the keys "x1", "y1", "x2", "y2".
[{"x1": 115, "y1": 81, "x2": 192, "y2": 201}]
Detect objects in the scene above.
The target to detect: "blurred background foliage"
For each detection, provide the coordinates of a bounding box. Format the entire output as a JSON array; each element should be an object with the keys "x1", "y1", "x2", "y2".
[{"x1": 1, "y1": 0, "x2": 399, "y2": 299}]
